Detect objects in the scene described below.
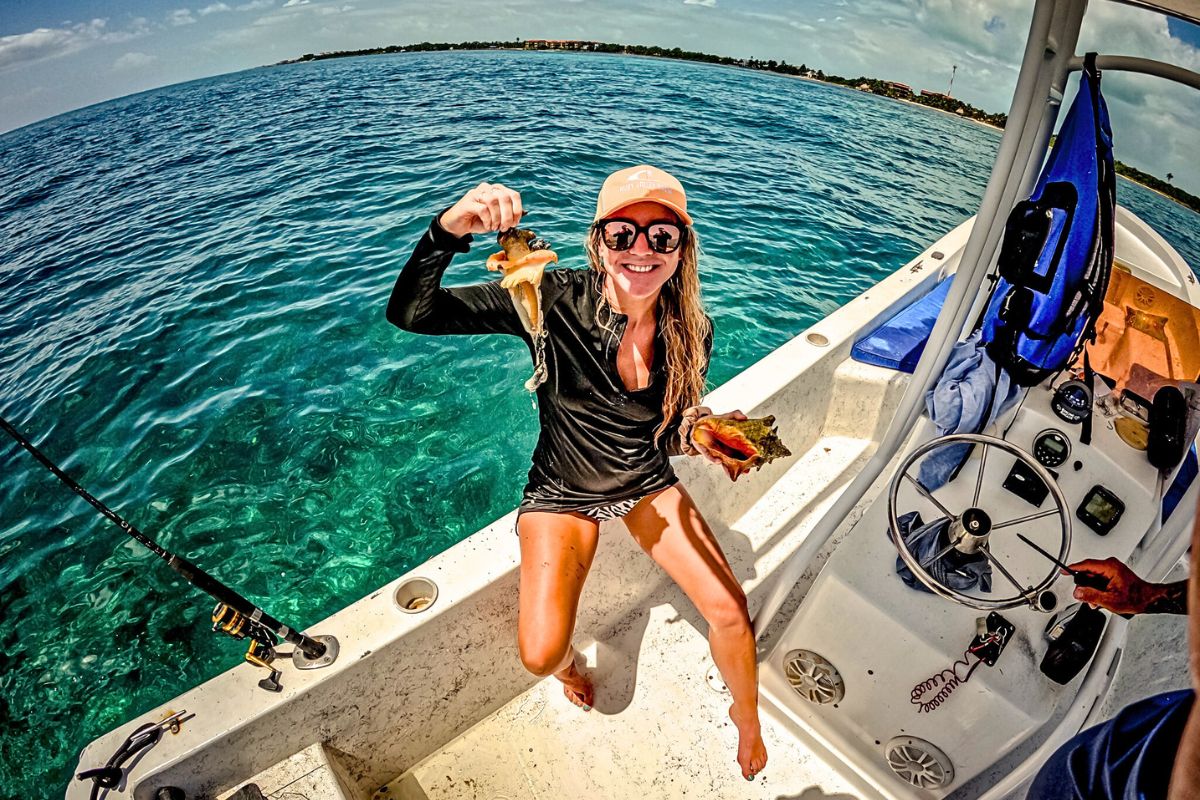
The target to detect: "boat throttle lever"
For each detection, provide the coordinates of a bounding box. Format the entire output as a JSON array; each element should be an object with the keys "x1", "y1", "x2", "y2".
[{"x1": 1041, "y1": 603, "x2": 1107, "y2": 684}]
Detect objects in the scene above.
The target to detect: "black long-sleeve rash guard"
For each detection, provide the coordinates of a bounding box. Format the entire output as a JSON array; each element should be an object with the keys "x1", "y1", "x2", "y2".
[{"x1": 386, "y1": 213, "x2": 712, "y2": 515}]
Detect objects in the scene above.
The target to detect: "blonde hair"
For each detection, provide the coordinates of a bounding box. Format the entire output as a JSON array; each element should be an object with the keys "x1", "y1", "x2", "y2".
[{"x1": 585, "y1": 224, "x2": 711, "y2": 446}]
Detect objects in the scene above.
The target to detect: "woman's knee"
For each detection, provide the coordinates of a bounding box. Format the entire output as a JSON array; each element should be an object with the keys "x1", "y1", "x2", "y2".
[
  {"x1": 702, "y1": 588, "x2": 751, "y2": 633},
  {"x1": 518, "y1": 636, "x2": 571, "y2": 676}
]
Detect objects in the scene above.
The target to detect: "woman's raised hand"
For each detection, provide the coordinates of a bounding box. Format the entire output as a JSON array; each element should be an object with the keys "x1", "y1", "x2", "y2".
[{"x1": 439, "y1": 182, "x2": 525, "y2": 238}]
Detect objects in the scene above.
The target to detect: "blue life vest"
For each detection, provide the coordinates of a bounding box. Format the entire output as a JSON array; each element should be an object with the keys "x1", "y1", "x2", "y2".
[{"x1": 980, "y1": 54, "x2": 1116, "y2": 387}]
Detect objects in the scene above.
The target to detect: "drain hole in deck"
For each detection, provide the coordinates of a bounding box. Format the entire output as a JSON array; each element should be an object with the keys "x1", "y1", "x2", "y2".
[{"x1": 806, "y1": 332, "x2": 830, "y2": 347}]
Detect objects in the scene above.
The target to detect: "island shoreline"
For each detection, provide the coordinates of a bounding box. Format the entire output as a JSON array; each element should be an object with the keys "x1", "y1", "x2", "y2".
[{"x1": 273, "y1": 41, "x2": 1195, "y2": 212}]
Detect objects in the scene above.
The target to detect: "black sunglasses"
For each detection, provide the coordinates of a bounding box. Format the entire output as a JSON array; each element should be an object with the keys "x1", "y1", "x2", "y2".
[{"x1": 594, "y1": 218, "x2": 686, "y2": 254}]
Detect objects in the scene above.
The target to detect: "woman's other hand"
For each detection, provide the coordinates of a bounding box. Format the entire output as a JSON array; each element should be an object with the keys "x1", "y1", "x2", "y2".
[
  {"x1": 677, "y1": 406, "x2": 711, "y2": 458},
  {"x1": 440, "y1": 182, "x2": 525, "y2": 238}
]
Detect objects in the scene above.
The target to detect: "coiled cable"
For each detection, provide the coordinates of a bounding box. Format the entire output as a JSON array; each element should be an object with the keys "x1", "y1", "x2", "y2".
[{"x1": 909, "y1": 633, "x2": 1003, "y2": 713}]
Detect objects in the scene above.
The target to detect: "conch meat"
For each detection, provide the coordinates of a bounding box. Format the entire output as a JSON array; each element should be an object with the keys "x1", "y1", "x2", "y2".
[
  {"x1": 691, "y1": 415, "x2": 792, "y2": 481},
  {"x1": 486, "y1": 227, "x2": 558, "y2": 338}
]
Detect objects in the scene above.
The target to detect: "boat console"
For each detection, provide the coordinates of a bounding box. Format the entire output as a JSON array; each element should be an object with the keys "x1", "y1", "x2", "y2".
[{"x1": 760, "y1": 244, "x2": 1200, "y2": 797}]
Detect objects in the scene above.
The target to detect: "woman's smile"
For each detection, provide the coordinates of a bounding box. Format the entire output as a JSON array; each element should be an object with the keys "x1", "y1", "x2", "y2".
[{"x1": 620, "y1": 261, "x2": 661, "y2": 274}]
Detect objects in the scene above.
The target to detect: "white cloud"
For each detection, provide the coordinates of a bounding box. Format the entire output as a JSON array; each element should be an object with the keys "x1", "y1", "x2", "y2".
[
  {"x1": 242, "y1": 0, "x2": 322, "y2": 29},
  {"x1": 0, "y1": 0, "x2": 1196, "y2": 191},
  {"x1": 311, "y1": 2, "x2": 355, "y2": 14},
  {"x1": 0, "y1": 19, "x2": 110, "y2": 71},
  {"x1": 1073, "y1": 3, "x2": 1200, "y2": 191},
  {"x1": 912, "y1": 0, "x2": 1028, "y2": 63},
  {"x1": 112, "y1": 51, "x2": 157, "y2": 70},
  {"x1": 1079, "y1": 2, "x2": 1200, "y2": 106}
]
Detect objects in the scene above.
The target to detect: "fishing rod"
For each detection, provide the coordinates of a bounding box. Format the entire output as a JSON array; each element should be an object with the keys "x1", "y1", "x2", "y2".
[{"x1": 0, "y1": 415, "x2": 338, "y2": 690}]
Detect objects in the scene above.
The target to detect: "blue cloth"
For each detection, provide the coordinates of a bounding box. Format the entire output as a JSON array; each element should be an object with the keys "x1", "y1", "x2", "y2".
[
  {"x1": 919, "y1": 331, "x2": 1021, "y2": 490},
  {"x1": 1027, "y1": 689, "x2": 1194, "y2": 800},
  {"x1": 892, "y1": 510, "x2": 992, "y2": 594}
]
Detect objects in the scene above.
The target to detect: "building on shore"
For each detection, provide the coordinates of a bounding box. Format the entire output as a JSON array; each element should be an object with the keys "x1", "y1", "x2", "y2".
[{"x1": 523, "y1": 40, "x2": 602, "y2": 51}]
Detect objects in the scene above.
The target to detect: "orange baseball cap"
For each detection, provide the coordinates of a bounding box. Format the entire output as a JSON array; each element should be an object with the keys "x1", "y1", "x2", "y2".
[{"x1": 594, "y1": 165, "x2": 692, "y2": 226}]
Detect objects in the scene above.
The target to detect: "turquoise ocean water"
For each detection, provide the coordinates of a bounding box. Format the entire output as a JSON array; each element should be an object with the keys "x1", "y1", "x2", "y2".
[{"x1": 1, "y1": 51, "x2": 1197, "y2": 795}]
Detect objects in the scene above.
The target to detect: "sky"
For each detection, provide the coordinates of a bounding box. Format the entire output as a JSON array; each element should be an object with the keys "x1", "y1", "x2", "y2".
[{"x1": 1, "y1": 0, "x2": 1199, "y2": 193}]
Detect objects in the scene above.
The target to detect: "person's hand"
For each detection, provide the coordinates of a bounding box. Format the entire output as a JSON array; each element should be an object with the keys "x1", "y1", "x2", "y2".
[
  {"x1": 1068, "y1": 557, "x2": 1163, "y2": 615},
  {"x1": 687, "y1": 409, "x2": 749, "y2": 473},
  {"x1": 440, "y1": 182, "x2": 525, "y2": 238}
]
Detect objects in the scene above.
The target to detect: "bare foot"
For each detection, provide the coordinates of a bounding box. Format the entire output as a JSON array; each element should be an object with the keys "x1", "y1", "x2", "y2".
[
  {"x1": 729, "y1": 703, "x2": 768, "y2": 780},
  {"x1": 554, "y1": 658, "x2": 594, "y2": 712}
]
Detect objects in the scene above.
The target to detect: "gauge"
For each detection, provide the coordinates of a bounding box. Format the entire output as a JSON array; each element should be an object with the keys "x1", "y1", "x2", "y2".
[
  {"x1": 1076, "y1": 485, "x2": 1125, "y2": 536},
  {"x1": 1052, "y1": 380, "x2": 1092, "y2": 425},
  {"x1": 1033, "y1": 429, "x2": 1071, "y2": 468}
]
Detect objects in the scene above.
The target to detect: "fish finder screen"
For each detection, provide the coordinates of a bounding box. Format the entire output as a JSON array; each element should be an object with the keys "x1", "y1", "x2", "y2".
[{"x1": 1086, "y1": 493, "x2": 1119, "y2": 523}]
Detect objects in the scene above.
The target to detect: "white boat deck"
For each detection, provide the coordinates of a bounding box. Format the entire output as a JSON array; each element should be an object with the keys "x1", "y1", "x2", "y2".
[
  {"x1": 384, "y1": 595, "x2": 860, "y2": 800},
  {"x1": 205, "y1": 428, "x2": 883, "y2": 800},
  {"x1": 383, "y1": 613, "x2": 1191, "y2": 800}
]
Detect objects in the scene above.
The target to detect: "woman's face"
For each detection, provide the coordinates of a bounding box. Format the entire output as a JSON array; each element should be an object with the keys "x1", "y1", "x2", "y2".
[{"x1": 598, "y1": 201, "x2": 683, "y2": 301}]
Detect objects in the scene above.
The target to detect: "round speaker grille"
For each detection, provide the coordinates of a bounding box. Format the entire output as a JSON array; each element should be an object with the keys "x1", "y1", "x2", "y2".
[
  {"x1": 782, "y1": 649, "x2": 845, "y2": 705},
  {"x1": 884, "y1": 736, "x2": 954, "y2": 789}
]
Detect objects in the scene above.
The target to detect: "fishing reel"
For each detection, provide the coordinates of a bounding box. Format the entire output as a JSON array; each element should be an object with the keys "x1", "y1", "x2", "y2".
[{"x1": 212, "y1": 603, "x2": 283, "y2": 692}]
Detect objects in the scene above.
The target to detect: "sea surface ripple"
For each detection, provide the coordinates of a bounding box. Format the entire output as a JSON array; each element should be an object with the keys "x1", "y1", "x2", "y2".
[{"x1": 0, "y1": 50, "x2": 1196, "y2": 795}]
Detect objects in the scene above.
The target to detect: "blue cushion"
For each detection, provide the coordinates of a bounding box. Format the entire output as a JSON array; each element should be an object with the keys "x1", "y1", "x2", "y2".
[{"x1": 851, "y1": 276, "x2": 953, "y2": 373}]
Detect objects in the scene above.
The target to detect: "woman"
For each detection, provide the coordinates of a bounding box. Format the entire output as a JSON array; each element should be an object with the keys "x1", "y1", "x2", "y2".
[{"x1": 386, "y1": 166, "x2": 768, "y2": 781}]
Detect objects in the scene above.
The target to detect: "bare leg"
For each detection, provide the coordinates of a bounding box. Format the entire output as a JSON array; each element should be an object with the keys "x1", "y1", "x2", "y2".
[
  {"x1": 517, "y1": 510, "x2": 600, "y2": 710},
  {"x1": 625, "y1": 483, "x2": 768, "y2": 780}
]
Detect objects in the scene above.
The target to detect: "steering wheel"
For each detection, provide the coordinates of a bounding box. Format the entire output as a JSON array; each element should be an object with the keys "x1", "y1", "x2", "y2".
[{"x1": 887, "y1": 433, "x2": 1072, "y2": 610}]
